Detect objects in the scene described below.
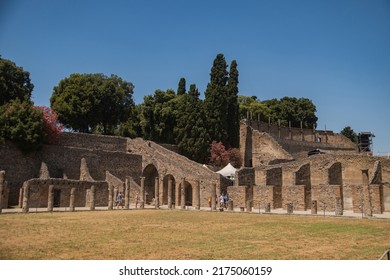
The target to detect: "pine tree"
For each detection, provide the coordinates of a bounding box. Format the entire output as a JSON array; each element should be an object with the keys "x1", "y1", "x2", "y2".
[
  {"x1": 204, "y1": 54, "x2": 229, "y2": 144},
  {"x1": 226, "y1": 60, "x2": 239, "y2": 148}
]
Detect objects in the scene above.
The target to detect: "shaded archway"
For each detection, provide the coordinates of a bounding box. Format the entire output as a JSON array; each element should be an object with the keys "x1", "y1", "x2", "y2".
[
  {"x1": 163, "y1": 174, "x2": 176, "y2": 206},
  {"x1": 184, "y1": 181, "x2": 193, "y2": 206},
  {"x1": 142, "y1": 164, "x2": 158, "y2": 204}
]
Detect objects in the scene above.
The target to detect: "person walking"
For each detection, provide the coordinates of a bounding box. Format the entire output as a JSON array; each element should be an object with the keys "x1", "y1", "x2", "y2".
[{"x1": 116, "y1": 192, "x2": 123, "y2": 209}]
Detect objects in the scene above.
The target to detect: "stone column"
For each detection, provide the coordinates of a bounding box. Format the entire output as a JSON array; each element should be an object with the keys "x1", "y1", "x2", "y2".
[
  {"x1": 69, "y1": 187, "x2": 76, "y2": 212},
  {"x1": 108, "y1": 184, "x2": 114, "y2": 210},
  {"x1": 246, "y1": 200, "x2": 252, "y2": 213},
  {"x1": 311, "y1": 200, "x2": 317, "y2": 214},
  {"x1": 167, "y1": 178, "x2": 173, "y2": 209},
  {"x1": 22, "y1": 183, "x2": 30, "y2": 213},
  {"x1": 175, "y1": 183, "x2": 180, "y2": 208},
  {"x1": 194, "y1": 180, "x2": 200, "y2": 210},
  {"x1": 0, "y1": 171, "x2": 5, "y2": 213},
  {"x1": 140, "y1": 177, "x2": 145, "y2": 209},
  {"x1": 47, "y1": 185, "x2": 54, "y2": 212},
  {"x1": 335, "y1": 197, "x2": 343, "y2": 215},
  {"x1": 113, "y1": 188, "x2": 118, "y2": 208},
  {"x1": 228, "y1": 200, "x2": 234, "y2": 211},
  {"x1": 211, "y1": 183, "x2": 216, "y2": 211},
  {"x1": 361, "y1": 169, "x2": 372, "y2": 216},
  {"x1": 181, "y1": 178, "x2": 186, "y2": 209},
  {"x1": 90, "y1": 185, "x2": 96, "y2": 210},
  {"x1": 155, "y1": 177, "x2": 160, "y2": 209},
  {"x1": 18, "y1": 187, "x2": 23, "y2": 208},
  {"x1": 216, "y1": 183, "x2": 221, "y2": 208},
  {"x1": 125, "y1": 178, "x2": 130, "y2": 210}
]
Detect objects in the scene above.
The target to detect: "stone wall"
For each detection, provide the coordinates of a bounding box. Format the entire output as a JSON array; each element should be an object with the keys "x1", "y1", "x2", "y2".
[
  {"x1": 0, "y1": 140, "x2": 142, "y2": 207},
  {"x1": 282, "y1": 185, "x2": 306, "y2": 210},
  {"x1": 22, "y1": 178, "x2": 109, "y2": 208},
  {"x1": 311, "y1": 184, "x2": 343, "y2": 212},
  {"x1": 227, "y1": 185, "x2": 247, "y2": 209},
  {"x1": 60, "y1": 132, "x2": 128, "y2": 152}
]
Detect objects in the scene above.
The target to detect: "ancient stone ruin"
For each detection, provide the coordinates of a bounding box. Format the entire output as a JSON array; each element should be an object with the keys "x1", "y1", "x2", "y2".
[{"x1": 0, "y1": 120, "x2": 389, "y2": 217}]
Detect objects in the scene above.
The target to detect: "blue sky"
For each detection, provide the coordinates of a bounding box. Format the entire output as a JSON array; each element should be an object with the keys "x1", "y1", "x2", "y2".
[{"x1": 1, "y1": 0, "x2": 389, "y2": 155}]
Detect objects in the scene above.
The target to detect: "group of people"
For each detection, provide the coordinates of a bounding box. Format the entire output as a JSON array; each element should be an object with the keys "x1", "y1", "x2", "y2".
[
  {"x1": 208, "y1": 193, "x2": 229, "y2": 208},
  {"x1": 115, "y1": 192, "x2": 140, "y2": 209}
]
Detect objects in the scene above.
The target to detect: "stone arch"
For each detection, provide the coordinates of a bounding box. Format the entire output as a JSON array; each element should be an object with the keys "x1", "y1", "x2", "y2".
[
  {"x1": 328, "y1": 162, "x2": 342, "y2": 185},
  {"x1": 162, "y1": 174, "x2": 176, "y2": 206},
  {"x1": 184, "y1": 181, "x2": 193, "y2": 206},
  {"x1": 295, "y1": 163, "x2": 311, "y2": 210},
  {"x1": 142, "y1": 164, "x2": 158, "y2": 204}
]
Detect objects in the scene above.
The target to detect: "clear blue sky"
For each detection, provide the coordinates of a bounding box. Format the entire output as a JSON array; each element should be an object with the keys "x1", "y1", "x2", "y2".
[{"x1": 1, "y1": 0, "x2": 389, "y2": 155}]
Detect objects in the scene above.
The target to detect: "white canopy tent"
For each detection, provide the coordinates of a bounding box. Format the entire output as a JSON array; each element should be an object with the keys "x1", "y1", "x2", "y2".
[{"x1": 216, "y1": 163, "x2": 237, "y2": 180}]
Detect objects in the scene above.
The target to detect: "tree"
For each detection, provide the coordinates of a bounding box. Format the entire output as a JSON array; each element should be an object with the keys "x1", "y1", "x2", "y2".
[
  {"x1": 204, "y1": 53, "x2": 229, "y2": 144},
  {"x1": 50, "y1": 73, "x2": 135, "y2": 134},
  {"x1": 341, "y1": 126, "x2": 357, "y2": 143},
  {"x1": 140, "y1": 89, "x2": 177, "y2": 143},
  {"x1": 226, "y1": 60, "x2": 239, "y2": 148},
  {"x1": 35, "y1": 106, "x2": 64, "y2": 144},
  {"x1": 262, "y1": 97, "x2": 318, "y2": 128},
  {"x1": 0, "y1": 56, "x2": 34, "y2": 105},
  {"x1": 209, "y1": 141, "x2": 242, "y2": 168},
  {"x1": 119, "y1": 104, "x2": 142, "y2": 138},
  {"x1": 0, "y1": 99, "x2": 44, "y2": 153},
  {"x1": 238, "y1": 95, "x2": 271, "y2": 121},
  {"x1": 175, "y1": 84, "x2": 210, "y2": 162},
  {"x1": 177, "y1": 77, "x2": 186, "y2": 95}
]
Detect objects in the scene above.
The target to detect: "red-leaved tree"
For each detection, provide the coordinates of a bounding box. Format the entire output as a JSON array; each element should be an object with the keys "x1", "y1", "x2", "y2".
[
  {"x1": 209, "y1": 141, "x2": 242, "y2": 168},
  {"x1": 35, "y1": 106, "x2": 64, "y2": 144}
]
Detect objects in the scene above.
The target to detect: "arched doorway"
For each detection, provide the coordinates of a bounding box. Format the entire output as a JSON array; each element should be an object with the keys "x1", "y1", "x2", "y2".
[
  {"x1": 163, "y1": 174, "x2": 176, "y2": 206},
  {"x1": 142, "y1": 164, "x2": 158, "y2": 204},
  {"x1": 179, "y1": 180, "x2": 193, "y2": 206}
]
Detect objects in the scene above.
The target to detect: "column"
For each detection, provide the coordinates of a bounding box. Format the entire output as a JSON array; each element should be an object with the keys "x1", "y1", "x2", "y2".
[
  {"x1": 194, "y1": 180, "x2": 200, "y2": 210},
  {"x1": 108, "y1": 184, "x2": 114, "y2": 210},
  {"x1": 335, "y1": 197, "x2": 343, "y2": 216},
  {"x1": 22, "y1": 183, "x2": 30, "y2": 213},
  {"x1": 211, "y1": 183, "x2": 216, "y2": 211},
  {"x1": 47, "y1": 185, "x2": 54, "y2": 212},
  {"x1": 0, "y1": 171, "x2": 5, "y2": 213},
  {"x1": 140, "y1": 177, "x2": 145, "y2": 209},
  {"x1": 155, "y1": 177, "x2": 160, "y2": 209},
  {"x1": 113, "y1": 188, "x2": 118, "y2": 208},
  {"x1": 69, "y1": 187, "x2": 76, "y2": 212},
  {"x1": 124, "y1": 178, "x2": 130, "y2": 210},
  {"x1": 175, "y1": 182, "x2": 180, "y2": 209},
  {"x1": 181, "y1": 178, "x2": 186, "y2": 209},
  {"x1": 311, "y1": 200, "x2": 317, "y2": 214},
  {"x1": 216, "y1": 183, "x2": 221, "y2": 208},
  {"x1": 90, "y1": 185, "x2": 96, "y2": 210},
  {"x1": 18, "y1": 187, "x2": 23, "y2": 208},
  {"x1": 167, "y1": 178, "x2": 173, "y2": 209}
]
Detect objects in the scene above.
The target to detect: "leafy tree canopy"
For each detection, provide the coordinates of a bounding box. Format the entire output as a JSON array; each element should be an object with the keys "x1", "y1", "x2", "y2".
[
  {"x1": 239, "y1": 95, "x2": 318, "y2": 129},
  {"x1": 340, "y1": 126, "x2": 357, "y2": 143},
  {"x1": 0, "y1": 56, "x2": 34, "y2": 105},
  {"x1": 0, "y1": 99, "x2": 44, "y2": 153},
  {"x1": 50, "y1": 73, "x2": 134, "y2": 134}
]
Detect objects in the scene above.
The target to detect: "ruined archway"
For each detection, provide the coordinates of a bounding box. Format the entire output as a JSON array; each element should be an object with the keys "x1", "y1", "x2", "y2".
[
  {"x1": 163, "y1": 174, "x2": 176, "y2": 206},
  {"x1": 142, "y1": 164, "x2": 158, "y2": 204}
]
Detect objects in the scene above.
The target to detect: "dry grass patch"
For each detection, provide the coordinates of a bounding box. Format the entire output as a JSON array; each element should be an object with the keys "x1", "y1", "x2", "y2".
[{"x1": 0, "y1": 210, "x2": 389, "y2": 260}]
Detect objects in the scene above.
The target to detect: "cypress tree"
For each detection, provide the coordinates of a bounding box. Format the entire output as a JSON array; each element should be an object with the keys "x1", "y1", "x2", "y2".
[
  {"x1": 204, "y1": 54, "x2": 229, "y2": 144},
  {"x1": 177, "y1": 77, "x2": 186, "y2": 95},
  {"x1": 226, "y1": 60, "x2": 239, "y2": 148},
  {"x1": 176, "y1": 84, "x2": 209, "y2": 162}
]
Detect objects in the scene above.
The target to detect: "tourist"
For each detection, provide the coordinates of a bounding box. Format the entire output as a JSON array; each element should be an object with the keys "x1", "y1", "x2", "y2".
[
  {"x1": 116, "y1": 192, "x2": 123, "y2": 209},
  {"x1": 220, "y1": 194, "x2": 224, "y2": 209},
  {"x1": 208, "y1": 196, "x2": 211, "y2": 207},
  {"x1": 135, "y1": 192, "x2": 139, "y2": 208},
  {"x1": 223, "y1": 193, "x2": 228, "y2": 208}
]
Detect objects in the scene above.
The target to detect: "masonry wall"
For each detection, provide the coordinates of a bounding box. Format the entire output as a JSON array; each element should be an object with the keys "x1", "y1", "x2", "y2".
[
  {"x1": 0, "y1": 140, "x2": 142, "y2": 207},
  {"x1": 24, "y1": 178, "x2": 109, "y2": 208}
]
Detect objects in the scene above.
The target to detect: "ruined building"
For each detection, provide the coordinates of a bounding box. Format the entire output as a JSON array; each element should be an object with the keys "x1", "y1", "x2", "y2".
[{"x1": 0, "y1": 120, "x2": 389, "y2": 216}]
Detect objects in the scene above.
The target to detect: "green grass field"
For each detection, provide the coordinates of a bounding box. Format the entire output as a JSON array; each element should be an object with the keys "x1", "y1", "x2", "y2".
[{"x1": 0, "y1": 210, "x2": 389, "y2": 260}]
